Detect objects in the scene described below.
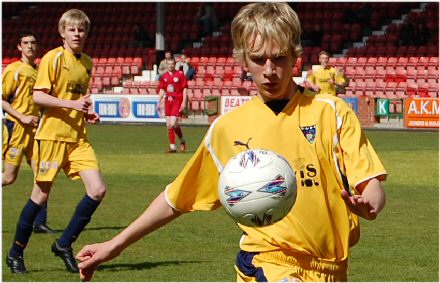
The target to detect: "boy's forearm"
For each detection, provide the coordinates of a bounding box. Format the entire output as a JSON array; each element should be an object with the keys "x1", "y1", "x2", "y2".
[
  {"x1": 33, "y1": 90, "x2": 71, "y2": 109},
  {"x1": 361, "y1": 178, "x2": 386, "y2": 214}
]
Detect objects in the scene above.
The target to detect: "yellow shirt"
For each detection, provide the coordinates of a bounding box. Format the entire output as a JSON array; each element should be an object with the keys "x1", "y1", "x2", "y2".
[
  {"x1": 308, "y1": 67, "x2": 345, "y2": 96},
  {"x1": 34, "y1": 47, "x2": 93, "y2": 142},
  {"x1": 2, "y1": 61, "x2": 39, "y2": 123},
  {"x1": 165, "y1": 91, "x2": 387, "y2": 262}
]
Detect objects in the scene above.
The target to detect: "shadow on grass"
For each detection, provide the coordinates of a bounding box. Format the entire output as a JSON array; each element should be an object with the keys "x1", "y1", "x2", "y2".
[
  {"x1": 97, "y1": 260, "x2": 202, "y2": 272},
  {"x1": 2, "y1": 226, "x2": 127, "y2": 234},
  {"x1": 83, "y1": 226, "x2": 127, "y2": 231}
]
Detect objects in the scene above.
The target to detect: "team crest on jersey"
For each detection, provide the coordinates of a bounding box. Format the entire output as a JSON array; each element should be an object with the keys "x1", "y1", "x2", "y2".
[{"x1": 300, "y1": 125, "x2": 316, "y2": 144}]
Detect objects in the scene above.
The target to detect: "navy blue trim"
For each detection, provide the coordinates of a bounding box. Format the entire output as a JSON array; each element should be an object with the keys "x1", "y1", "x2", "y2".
[
  {"x1": 341, "y1": 172, "x2": 351, "y2": 195},
  {"x1": 236, "y1": 250, "x2": 268, "y2": 282},
  {"x1": 3, "y1": 120, "x2": 15, "y2": 159}
]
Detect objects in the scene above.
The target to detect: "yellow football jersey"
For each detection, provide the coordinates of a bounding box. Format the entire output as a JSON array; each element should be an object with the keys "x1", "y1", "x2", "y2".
[
  {"x1": 2, "y1": 61, "x2": 39, "y2": 123},
  {"x1": 34, "y1": 47, "x2": 93, "y2": 142},
  {"x1": 308, "y1": 67, "x2": 345, "y2": 96},
  {"x1": 165, "y1": 91, "x2": 387, "y2": 262}
]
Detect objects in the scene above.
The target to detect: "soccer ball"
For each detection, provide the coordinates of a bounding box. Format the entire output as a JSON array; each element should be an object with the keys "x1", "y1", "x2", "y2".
[{"x1": 218, "y1": 149, "x2": 297, "y2": 227}]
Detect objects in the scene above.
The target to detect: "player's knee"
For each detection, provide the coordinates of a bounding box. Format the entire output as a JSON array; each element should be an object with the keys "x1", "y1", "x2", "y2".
[
  {"x1": 88, "y1": 184, "x2": 106, "y2": 201},
  {"x1": 2, "y1": 173, "x2": 17, "y2": 186}
]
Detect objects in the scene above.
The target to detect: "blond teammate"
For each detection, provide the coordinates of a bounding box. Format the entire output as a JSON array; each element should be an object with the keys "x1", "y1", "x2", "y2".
[
  {"x1": 6, "y1": 9, "x2": 105, "y2": 274},
  {"x1": 76, "y1": 3, "x2": 386, "y2": 282},
  {"x1": 307, "y1": 51, "x2": 348, "y2": 96}
]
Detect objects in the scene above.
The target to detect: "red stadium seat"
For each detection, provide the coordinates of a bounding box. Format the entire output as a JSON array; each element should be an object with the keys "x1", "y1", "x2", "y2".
[
  {"x1": 345, "y1": 57, "x2": 358, "y2": 67},
  {"x1": 396, "y1": 57, "x2": 408, "y2": 67},
  {"x1": 406, "y1": 82, "x2": 418, "y2": 96},
  {"x1": 428, "y1": 57, "x2": 439, "y2": 67},
  {"x1": 111, "y1": 76, "x2": 120, "y2": 86},
  {"x1": 385, "y1": 89, "x2": 397, "y2": 99},
  {"x1": 417, "y1": 82, "x2": 429, "y2": 97},
  {"x1": 102, "y1": 76, "x2": 111, "y2": 87},
  {"x1": 395, "y1": 69, "x2": 407, "y2": 83},
  {"x1": 387, "y1": 57, "x2": 398, "y2": 67},
  {"x1": 366, "y1": 57, "x2": 378, "y2": 67},
  {"x1": 418, "y1": 57, "x2": 429, "y2": 67},
  {"x1": 407, "y1": 56, "x2": 419, "y2": 67}
]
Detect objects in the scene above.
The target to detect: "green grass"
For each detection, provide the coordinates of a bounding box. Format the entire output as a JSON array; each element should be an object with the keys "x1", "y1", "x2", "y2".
[{"x1": 2, "y1": 125, "x2": 438, "y2": 282}]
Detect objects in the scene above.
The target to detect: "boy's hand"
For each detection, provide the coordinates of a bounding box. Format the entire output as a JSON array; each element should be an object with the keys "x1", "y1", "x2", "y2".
[
  {"x1": 86, "y1": 112, "x2": 100, "y2": 124},
  {"x1": 72, "y1": 93, "x2": 92, "y2": 113}
]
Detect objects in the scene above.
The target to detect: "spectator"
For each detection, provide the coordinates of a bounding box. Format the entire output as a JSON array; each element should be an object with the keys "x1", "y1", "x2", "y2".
[
  {"x1": 131, "y1": 23, "x2": 153, "y2": 48},
  {"x1": 195, "y1": 3, "x2": 218, "y2": 37},
  {"x1": 175, "y1": 54, "x2": 196, "y2": 80},
  {"x1": 156, "y1": 51, "x2": 173, "y2": 80}
]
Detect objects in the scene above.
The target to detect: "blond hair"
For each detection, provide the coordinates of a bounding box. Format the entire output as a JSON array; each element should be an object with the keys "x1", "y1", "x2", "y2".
[
  {"x1": 58, "y1": 9, "x2": 90, "y2": 35},
  {"x1": 231, "y1": 2, "x2": 302, "y2": 63}
]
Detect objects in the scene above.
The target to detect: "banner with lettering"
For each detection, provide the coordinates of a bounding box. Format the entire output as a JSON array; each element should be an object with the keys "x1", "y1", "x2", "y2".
[
  {"x1": 220, "y1": 96, "x2": 253, "y2": 114},
  {"x1": 404, "y1": 97, "x2": 439, "y2": 128},
  {"x1": 92, "y1": 94, "x2": 165, "y2": 123}
]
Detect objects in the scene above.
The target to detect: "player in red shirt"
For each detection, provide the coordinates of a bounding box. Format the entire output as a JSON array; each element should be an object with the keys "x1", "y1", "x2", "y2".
[{"x1": 157, "y1": 57, "x2": 188, "y2": 153}]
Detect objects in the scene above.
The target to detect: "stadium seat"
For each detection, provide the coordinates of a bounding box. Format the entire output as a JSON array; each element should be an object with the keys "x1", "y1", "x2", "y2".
[
  {"x1": 138, "y1": 87, "x2": 148, "y2": 95},
  {"x1": 406, "y1": 67, "x2": 417, "y2": 79},
  {"x1": 376, "y1": 56, "x2": 388, "y2": 67},
  {"x1": 345, "y1": 57, "x2": 357, "y2": 67},
  {"x1": 417, "y1": 82, "x2": 430, "y2": 97},
  {"x1": 396, "y1": 57, "x2": 408, "y2": 67},
  {"x1": 354, "y1": 66, "x2": 366, "y2": 79},
  {"x1": 220, "y1": 88, "x2": 230, "y2": 96},
  {"x1": 385, "y1": 89, "x2": 397, "y2": 99},
  {"x1": 385, "y1": 70, "x2": 396, "y2": 82},
  {"x1": 395, "y1": 69, "x2": 407, "y2": 83},
  {"x1": 365, "y1": 80, "x2": 376, "y2": 92},
  {"x1": 387, "y1": 57, "x2": 398, "y2": 67},
  {"x1": 366, "y1": 57, "x2": 378, "y2": 67},
  {"x1": 407, "y1": 56, "x2": 419, "y2": 67},
  {"x1": 374, "y1": 89, "x2": 386, "y2": 98},
  {"x1": 428, "y1": 57, "x2": 439, "y2": 67},
  {"x1": 111, "y1": 76, "x2": 120, "y2": 86},
  {"x1": 364, "y1": 66, "x2": 376, "y2": 79},
  {"x1": 211, "y1": 88, "x2": 221, "y2": 97},
  {"x1": 406, "y1": 82, "x2": 418, "y2": 97},
  {"x1": 418, "y1": 57, "x2": 430, "y2": 67}
]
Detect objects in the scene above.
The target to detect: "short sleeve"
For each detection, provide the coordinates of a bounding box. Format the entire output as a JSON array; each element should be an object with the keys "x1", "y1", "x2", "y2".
[
  {"x1": 34, "y1": 52, "x2": 55, "y2": 92},
  {"x1": 2, "y1": 65, "x2": 17, "y2": 101},
  {"x1": 337, "y1": 100, "x2": 387, "y2": 190},
  {"x1": 165, "y1": 139, "x2": 222, "y2": 212}
]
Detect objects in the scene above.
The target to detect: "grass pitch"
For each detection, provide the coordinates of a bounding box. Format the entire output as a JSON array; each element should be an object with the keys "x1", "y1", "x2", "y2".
[{"x1": 2, "y1": 125, "x2": 438, "y2": 282}]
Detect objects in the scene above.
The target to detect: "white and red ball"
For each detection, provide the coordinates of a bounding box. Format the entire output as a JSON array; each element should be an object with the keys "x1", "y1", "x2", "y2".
[{"x1": 218, "y1": 149, "x2": 297, "y2": 227}]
